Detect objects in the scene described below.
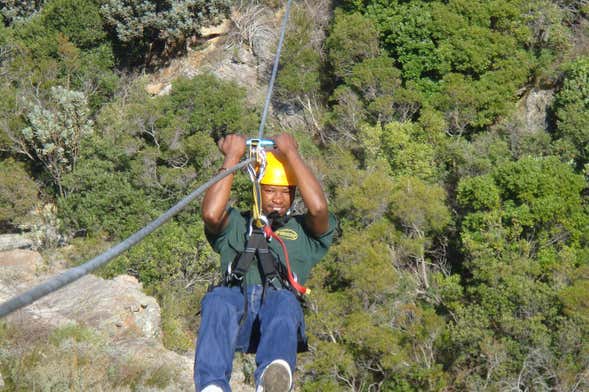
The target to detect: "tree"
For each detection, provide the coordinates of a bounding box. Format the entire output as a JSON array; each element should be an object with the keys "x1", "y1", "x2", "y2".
[
  {"x1": 379, "y1": 121, "x2": 443, "y2": 182},
  {"x1": 275, "y1": 5, "x2": 326, "y2": 140},
  {"x1": 553, "y1": 56, "x2": 589, "y2": 170},
  {"x1": 449, "y1": 156, "x2": 589, "y2": 389},
  {"x1": 390, "y1": 176, "x2": 451, "y2": 290},
  {"x1": 58, "y1": 155, "x2": 151, "y2": 238},
  {"x1": 0, "y1": 158, "x2": 40, "y2": 228},
  {"x1": 0, "y1": 0, "x2": 45, "y2": 26},
  {"x1": 326, "y1": 11, "x2": 380, "y2": 82},
  {"x1": 346, "y1": 55, "x2": 422, "y2": 123},
  {"x1": 101, "y1": 0, "x2": 232, "y2": 65},
  {"x1": 41, "y1": 0, "x2": 107, "y2": 50},
  {"x1": 15, "y1": 86, "x2": 93, "y2": 197}
]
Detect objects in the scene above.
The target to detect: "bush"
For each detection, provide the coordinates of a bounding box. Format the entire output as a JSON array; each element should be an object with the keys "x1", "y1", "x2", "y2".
[
  {"x1": 554, "y1": 56, "x2": 589, "y2": 169},
  {"x1": 101, "y1": 0, "x2": 232, "y2": 65},
  {"x1": 58, "y1": 158, "x2": 152, "y2": 239},
  {"x1": 0, "y1": 158, "x2": 40, "y2": 227}
]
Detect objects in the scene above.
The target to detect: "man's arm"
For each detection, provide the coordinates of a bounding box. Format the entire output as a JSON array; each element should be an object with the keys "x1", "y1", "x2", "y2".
[
  {"x1": 273, "y1": 133, "x2": 330, "y2": 237},
  {"x1": 201, "y1": 134, "x2": 246, "y2": 234}
]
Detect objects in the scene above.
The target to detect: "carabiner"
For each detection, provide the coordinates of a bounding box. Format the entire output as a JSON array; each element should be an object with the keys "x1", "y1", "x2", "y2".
[{"x1": 246, "y1": 138, "x2": 275, "y2": 149}]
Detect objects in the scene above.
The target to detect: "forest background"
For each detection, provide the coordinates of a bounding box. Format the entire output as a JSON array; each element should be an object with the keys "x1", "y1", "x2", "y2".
[{"x1": 0, "y1": 0, "x2": 588, "y2": 391}]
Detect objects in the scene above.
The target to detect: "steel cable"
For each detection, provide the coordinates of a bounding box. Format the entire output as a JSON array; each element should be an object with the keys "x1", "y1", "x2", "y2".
[
  {"x1": 0, "y1": 159, "x2": 253, "y2": 318},
  {"x1": 257, "y1": 0, "x2": 293, "y2": 139},
  {"x1": 0, "y1": 0, "x2": 295, "y2": 319}
]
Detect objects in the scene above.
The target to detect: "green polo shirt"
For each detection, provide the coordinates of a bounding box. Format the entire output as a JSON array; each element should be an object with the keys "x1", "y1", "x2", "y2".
[{"x1": 206, "y1": 208, "x2": 337, "y2": 285}]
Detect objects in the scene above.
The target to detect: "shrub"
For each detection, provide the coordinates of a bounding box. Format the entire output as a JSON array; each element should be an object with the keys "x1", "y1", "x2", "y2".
[{"x1": 0, "y1": 158, "x2": 40, "y2": 227}]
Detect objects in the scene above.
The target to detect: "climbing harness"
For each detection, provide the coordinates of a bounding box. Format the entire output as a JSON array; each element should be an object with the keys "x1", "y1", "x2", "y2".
[{"x1": 222, "y1": 139, "x2": 309, "y2": 324}]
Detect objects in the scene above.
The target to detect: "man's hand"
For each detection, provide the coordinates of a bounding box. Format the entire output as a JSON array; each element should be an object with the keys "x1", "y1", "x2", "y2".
[
  {"x1": 272, "y1": 133, "x2": 299, "y2": 161},
  {"x1": 271, "y1": 133, "x2": 330, "y2": 237},
  {"x1": 201, "y1": 134, "x2": 246, "y2": 234},
  {"x1": 218, "y1": 134, "x2": 246, "y2": 165}
]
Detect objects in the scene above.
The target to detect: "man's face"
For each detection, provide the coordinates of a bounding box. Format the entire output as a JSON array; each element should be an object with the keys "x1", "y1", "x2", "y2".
[{"x1": 261, "y1": 184, "x2": 293, "y2": 217}]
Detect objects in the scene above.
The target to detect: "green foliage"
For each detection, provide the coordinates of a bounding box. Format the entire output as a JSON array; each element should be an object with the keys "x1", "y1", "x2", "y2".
[
  {"x1": 275, "y1": 6, "x2": 322, "y2": 103},
  {"x1": 0, "y1": 0, "x2": 45, "y2": 25},
  {"x1": 19, "y1": 86, "x2": 94, "y2": 196},
  {"x1": 437, "y1": 131, "x2": 512, "y2": 187},
  {"x1": 390, "y1": 176, "x2": 451, "y2": 237},
  {"x1": 371, "y1": 0, "x2": 446, "y2": 80},
  {"x1": 554, "y1": 56, "x2": 589, "y2": 169},
  {"x1": 331, "y1": 0, "x2": 538, "y2": 133},
  {"x1": 306, "y1": 216, "x2": 452, "y2": 390},
  {"x1": 324, "y1": 148, "x2": 395, "y2": 225},
  {"x1": 326, "y1": 11, "x2": 380, "y2": 81},
  {"x1": 105, "y1": 219, "x2": 214, "y2": 287},
  {"x1": 379, "y1": 121, "x2": 443, "y2": 182},
  {"x1": 457, "y1": 175, "x2": 501, "y2": 212},
  {"x1": 1, "y1": 1, "x2": 117, "y2": 110},
  {"x1": 347, "y1": 55, "x2": 422, "y2": 123},
  {"x1": 92, "y1": 73, "x2": 256, "y2": 211},
  {"x1": 101, "y1": 0, "x2": 232, "y2": 64},
  {"x1": 450, "y1": 155, "x2": 589, "y2": 389},
  {"x1": 164, "y1": 74, "x2": 258, "y2": 141},
  {"x1": 272, "y1": 4, "x2": 329, "y2": 141},
  {"x1": 58, "y1": 156, "x2": 151, "y2": 238},
  {"x1": 0, "y1": 158, "x2": 40, "y2": 226},
  {"x1": 559, "y1": 266, "x2": 589, "y2": 324},
  {"x1": 41, "y1": 0, "x2": 107, "y2": 50}
]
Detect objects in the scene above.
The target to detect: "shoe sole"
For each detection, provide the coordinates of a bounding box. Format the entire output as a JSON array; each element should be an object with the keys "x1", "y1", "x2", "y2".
[{"x1": 261, "y1": 362, "x2": 291, "y2": 392}]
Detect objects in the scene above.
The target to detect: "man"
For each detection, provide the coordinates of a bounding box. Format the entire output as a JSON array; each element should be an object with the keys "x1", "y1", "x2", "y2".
[{"x1": 194, "y1": 133, "x2": 336, "y2": 392}]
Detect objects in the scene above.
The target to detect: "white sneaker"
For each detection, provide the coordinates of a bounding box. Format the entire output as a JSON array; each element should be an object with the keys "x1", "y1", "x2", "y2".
[
  {"x1": 201, "y1": 385, "x2": 223, "y2": 392},
  {"x1": 256, "y1": 359, "x2": 292, "y2": 392}
]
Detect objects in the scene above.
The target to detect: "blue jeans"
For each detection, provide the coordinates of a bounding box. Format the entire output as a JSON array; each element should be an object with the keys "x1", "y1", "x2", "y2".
[{"x1": 194, "y1": 285, "x2": 304, "y2": 392}]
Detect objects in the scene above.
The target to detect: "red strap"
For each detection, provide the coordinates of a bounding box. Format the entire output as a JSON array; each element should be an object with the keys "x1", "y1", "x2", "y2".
[{"x1": 263, "y1": 225, "x2": 309, "y2": 296}]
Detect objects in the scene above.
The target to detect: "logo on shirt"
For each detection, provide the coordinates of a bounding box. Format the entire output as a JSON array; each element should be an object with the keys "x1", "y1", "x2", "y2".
[{"x1": 276, "y1": 228, "x2": 298, "y2": 241}]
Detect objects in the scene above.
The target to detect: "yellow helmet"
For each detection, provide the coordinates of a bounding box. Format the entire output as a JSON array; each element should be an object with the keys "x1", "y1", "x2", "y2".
[{"x1": 260, "y1": 151, "x2": 297, "y2": 186}]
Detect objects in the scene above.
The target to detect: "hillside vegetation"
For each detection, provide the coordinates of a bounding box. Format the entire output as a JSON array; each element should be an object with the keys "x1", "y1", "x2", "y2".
[{"x1": 1, "y1": 0, "x2": 588, "y2": 390}]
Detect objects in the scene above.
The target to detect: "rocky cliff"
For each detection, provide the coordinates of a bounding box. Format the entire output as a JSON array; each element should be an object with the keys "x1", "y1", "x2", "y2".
[{"x1": 0, "y1": 249, "x2": 252, "y2": 391}]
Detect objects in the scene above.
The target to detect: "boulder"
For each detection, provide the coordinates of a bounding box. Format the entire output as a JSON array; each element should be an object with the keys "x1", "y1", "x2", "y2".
[
  {"x1": 521, "y1": 88, "x2": 554, "y2": 134},
  {"x1": 0, "y1": 234, "x2": 33, "y2": 252},
  {"x1": 0, "y1": 250, "x2": 193, "y2": 390},
  {"x1": 0, "y1": 249, "x2": 256, "y2": 391}
]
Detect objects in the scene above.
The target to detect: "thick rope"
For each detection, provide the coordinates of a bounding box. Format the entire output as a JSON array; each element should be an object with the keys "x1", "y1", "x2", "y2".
[
  {"x1": 0, "y1": 159, "x2": 253, "y2": 319},
  {"x1": 257, "y1": 0, "x2": 293, "y2": 139}
]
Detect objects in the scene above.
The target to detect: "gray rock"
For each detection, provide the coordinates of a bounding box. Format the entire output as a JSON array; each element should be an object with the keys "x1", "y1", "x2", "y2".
[
  {"x1": 0, "y1": 249, "x2": 44, "y2": 286},
  {"x1": 523, "y1": 88, "x2": 554, "y2": 134},
  {"x1": 0, "y1": 249, "x2": 257, "y2": 391},
  {"x1": 0, "y1": 234, "x2": 33, "y2": 252},
  {"x1": 0, "y1": 250, "x2": 191, "y2": 390}
]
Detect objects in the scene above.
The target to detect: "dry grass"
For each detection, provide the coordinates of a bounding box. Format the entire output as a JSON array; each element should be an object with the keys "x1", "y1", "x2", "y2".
[{"x1": 0, "y1": 321, "x2": 180, "y2": 391}]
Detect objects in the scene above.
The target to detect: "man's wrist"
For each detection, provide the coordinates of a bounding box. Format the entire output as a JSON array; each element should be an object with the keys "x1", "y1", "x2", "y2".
[
  {"x1": 222, "y1": 156, "x2": 241, "y2": 167},
  {"x1": 282, "y1": 149, "x2": 302, "y2": 164}
]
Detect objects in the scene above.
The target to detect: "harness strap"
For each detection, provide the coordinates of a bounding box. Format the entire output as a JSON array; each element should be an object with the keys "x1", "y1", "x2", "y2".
[{"x1": 226, "y1": 227, "x2": 284, "y2": 324}]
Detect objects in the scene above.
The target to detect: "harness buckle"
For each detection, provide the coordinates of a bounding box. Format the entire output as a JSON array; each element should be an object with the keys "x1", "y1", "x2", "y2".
[{"x1": 248, "y1": 215, "x2": 270, "y2": 238}]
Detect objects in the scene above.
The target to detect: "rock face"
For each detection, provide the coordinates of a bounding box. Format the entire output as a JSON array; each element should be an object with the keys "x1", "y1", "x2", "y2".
[
  {"x1": 0, "y1": 249, "x2": 255, "y2": 391},
  {"x1": 521, "y1": 88, "x2": 555, "y2": 134},
  {"x1": 0, "y1": 234, "x2": 33, "y2": 252},
  {"x1": 0, "y1": 250, "x2": 192, "y2": 390}
]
